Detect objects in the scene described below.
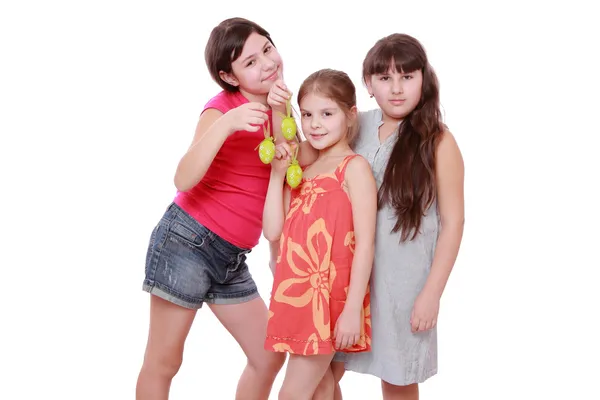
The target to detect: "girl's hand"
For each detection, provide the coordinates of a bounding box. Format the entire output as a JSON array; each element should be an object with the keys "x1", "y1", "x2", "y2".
[
  {"x1": 271, "y1": 142, "x2": 295, "y2": 176},
  {"x1": 410, "y1": 290, "x2": 440, "y2": 333},
  {"x1": 334, "y1": 307, "x2": 361, "y2": 350},
  {"x1": 267, "y1": 80, "x2": 292, "y2": 115},
  {"x1": 225, "y1": 102, "x2": 269, "y2": 135}
]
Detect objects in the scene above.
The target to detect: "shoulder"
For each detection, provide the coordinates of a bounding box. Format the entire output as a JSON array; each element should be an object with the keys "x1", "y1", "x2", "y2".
[
  {"x1": 202, "y1": 90, "x2": 247, "y2": 115},
  {"x1": 436, "y1": 129, "x2": 462, "y2": 159},
  {"x1": 350, "y1": 109, "x2": 381, "y2": 149},
  {"x1": 345, "y1": 154, "x2": 373, "y2": 182},
  {"x1": 358, "y1": 108, "x2": 382, "y2": 128},
  {"x1": 436, "y1": 129, "x2": 464, "y2": 172}
]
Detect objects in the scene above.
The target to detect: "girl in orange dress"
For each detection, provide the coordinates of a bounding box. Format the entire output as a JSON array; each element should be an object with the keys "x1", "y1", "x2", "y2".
[{"x1": 262, "y1": 69, "x2": 378, "y2": 399}]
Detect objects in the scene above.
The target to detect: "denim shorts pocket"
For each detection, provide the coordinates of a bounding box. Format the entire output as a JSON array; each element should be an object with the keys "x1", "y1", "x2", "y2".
[
  {"x1": 227, "y1": 250, "x2": 248, "y2": 272},
  {"x1": 167, "y1": 219, "x2": 210, "y2": 249}
]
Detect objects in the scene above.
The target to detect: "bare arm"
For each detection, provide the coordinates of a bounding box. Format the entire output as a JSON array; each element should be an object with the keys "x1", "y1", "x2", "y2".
[
  {"x1": 422, "y1": 131, "x2": 465, "y2": 298},
  {"x1": 268, "y1": 188, "x2": 290, "y2": 275},
  {"x1": 174, "y1": 102, "x2": 269, "y2": 192},
  {"x1": 262, "y1": 166, "x2": 291, "y2": 242},
  {"x1": 344, "y1": 156, "x2": 378, "y2": 312},
  {"x1": 297, "y1": 141, "x2": 319, "y2": 167},
  {"x1": 174, "y1": 109, "x2": 231, "y2": 192}
]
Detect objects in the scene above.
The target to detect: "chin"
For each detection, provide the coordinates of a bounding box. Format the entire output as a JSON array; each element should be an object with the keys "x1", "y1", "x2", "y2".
[
  {"x1": 384, "y1": 107, "x2": 409, "y2": 120},
  {"x1": 307, "y1": 140, "x2": 329, "y2": 150},
  {"x1": 246, "y1": 85, "x2": 270, "y2": 96}
]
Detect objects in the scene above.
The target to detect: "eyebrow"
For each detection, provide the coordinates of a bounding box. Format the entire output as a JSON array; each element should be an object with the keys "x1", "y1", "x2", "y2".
[
  {"x1": 300, "y1": 107, "x2": 338, "y2": 113},
  {"x1": 240, "y1": 40, "x2": 271, "y2": 64}
]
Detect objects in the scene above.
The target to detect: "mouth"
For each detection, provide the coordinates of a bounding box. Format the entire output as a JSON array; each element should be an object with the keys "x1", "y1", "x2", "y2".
[
  {"x1": 262, "y1": 68, "x2": 279, "y2": 82},
  {"x1": 389, "y1": 99, "x2": 406, "y2": 106},
  {"x1": 309, "y1": 133, "x2": 327, "y2": 140}
]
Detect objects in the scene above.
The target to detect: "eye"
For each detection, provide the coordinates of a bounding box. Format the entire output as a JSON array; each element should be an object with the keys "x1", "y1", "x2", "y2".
[
  {"x1": 246, "y1": 59, "x2": 256, "y2": 67},
  {"x1": 380, "y1": 76, "x2": 390, "y2": 81},
  {"x1": 264, "y1": 45, "x2": 272, "y2": 53},
  {"x1": 402, "y1": 74, "x2": 413, "y2": 80},
  {"x1": 323, "y1": 112, "x2": 332, "y2": 117},
  {"x1": 301, "y1": 112, "x2": 311, "y2": 118}
]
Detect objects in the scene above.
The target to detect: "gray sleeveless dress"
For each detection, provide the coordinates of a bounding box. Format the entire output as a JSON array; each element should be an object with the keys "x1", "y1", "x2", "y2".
[{"x1": 335, "y1": 109, "x2": 439, "y2": 385}]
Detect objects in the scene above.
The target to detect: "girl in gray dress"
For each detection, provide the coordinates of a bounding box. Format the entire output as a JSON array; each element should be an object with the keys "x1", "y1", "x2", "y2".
[{"x1": 324, "y1": 34, "x2": 465, "y2": 400}]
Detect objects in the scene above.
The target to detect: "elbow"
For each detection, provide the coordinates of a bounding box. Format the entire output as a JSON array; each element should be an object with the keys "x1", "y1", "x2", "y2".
[
  {"x1": 174, "y1": 166, "x2": 203, "y2": 192},
  {"x1": 354, "y1": 241, "x2": 375, "y2": 262},
  {"x1": 174, "y1": 174, "x2": 192, "y2": 192},
  {"x1": 441, "y1": 217, "x2": 465, "y2": 230},
  {"x1": 263, "y1": 228, "x2": 281, "y2": 242}
]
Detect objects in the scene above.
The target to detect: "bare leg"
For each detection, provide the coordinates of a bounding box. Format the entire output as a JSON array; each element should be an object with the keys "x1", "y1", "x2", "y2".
[
  {"x1": 382, "y1": 381, "x2": 419, "y2": 400},
  {"x1": 279, "y1": 354, "x2": 335, "y2": 400},
  {"x1": 331, "y1": 362, "x2": 345, "y2": 400},
  {"x1": 312, "y1": 366, "x2": 334, "y2": 400},
  {"x1": 136, "y1": 296, "x2": 197, "y2": 400},
  {"x1": 209, "y1": 298, "x2": 286, "y2": 400}
]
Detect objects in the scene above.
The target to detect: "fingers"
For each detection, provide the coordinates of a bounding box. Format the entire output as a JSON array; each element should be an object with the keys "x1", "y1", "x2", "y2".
[
  {"x1": 248, "y1": 116, "x2": 267, "y2": 126},
  {"x1": 268, "y1": 80, "x2": 292, "y2": 109},
  {"x1": 411, "y1": 316, "x2": 420, "y2": 333},
  {"x1": 338, "y1": 334, "x2": 349, "y2": 350},
  {"x1": 333, "y1": 332, "x2": 361, "y2": 351},
  {"x1": 335, "y1": 329, "x2": 343, "y2": 351},
  {"x1": 247, "y1": 102, "x2": 269, "y2": 113},
  {"x1": 424, "y1": 320, "x2": 432, "y2": 331},
  {"x1": 276, "y1": 142, "x2": 293, "y2": 157},
  {"x1": 411, "y1": 316, "x2": 436, "y2": 333},
  {"x1": 249, "y1": 109, "x2": 269, "y2": 121},
  {"x1": 274, "y1": 79, "x2": 290, "y2": 95},
  {"x1": 274, "y1": 147, "x2": 290, "y2": 161},
  {"x1": 245, "y1": 124, "x2": 261, "y2": 132},
  {"x1": 352, "y1": 334, "x2": 360, "y2": 348},
  {"x1": 268, "y1": 91, "x2": 290, "y2": 108}
]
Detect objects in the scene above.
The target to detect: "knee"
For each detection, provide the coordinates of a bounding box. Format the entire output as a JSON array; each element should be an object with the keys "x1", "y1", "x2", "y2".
[
  {"x1": 142, "y1": 350, "x2": 183, "y2": 379},
  {"x1": 278, "y1": 387, "x2": 306, "y2": 400},
  {"x1": 250, "y1": 351, "x2": 285, "y2": 378},
  {"x1": 381, "y1": 381, "x2": 418, "y2": 396},
  {"x1": 313, "y1": 370, "x2": 334, "y2": 399},
  {"x1": 331, "y1": 362, "x2": 345, "y2": 383}
]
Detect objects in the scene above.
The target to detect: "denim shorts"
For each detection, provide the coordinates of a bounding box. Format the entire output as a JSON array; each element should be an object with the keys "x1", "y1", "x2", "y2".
[{"x1": 142, "y1": 203, "x2": 259, "y2": 309}]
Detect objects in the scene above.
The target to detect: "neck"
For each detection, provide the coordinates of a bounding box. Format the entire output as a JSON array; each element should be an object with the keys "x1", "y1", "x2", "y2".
[
  {"x1": 381, "y1": 111, "x2": 403, "y2": 126},
  {"x1": 317, "y1": 139, "x2": 352, "y2": 159},
  {"x1": 239, "y1": 88, "x2": 268, "y2": 105}
]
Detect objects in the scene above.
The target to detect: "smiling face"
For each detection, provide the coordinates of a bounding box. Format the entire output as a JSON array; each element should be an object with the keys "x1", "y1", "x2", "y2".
[
  {"x1": 300, "y1": 92, "x2": 353, "y2": 151},
  {"x1": 366, "y1": 65, "x2": 423, "y2": 120},
  {"x1": 219, "y1": 32, "x2": 283, "y2": 96}
]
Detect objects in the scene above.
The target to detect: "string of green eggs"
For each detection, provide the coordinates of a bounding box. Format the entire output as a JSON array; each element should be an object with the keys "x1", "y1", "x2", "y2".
[{"x1": 255, "y1": 99, "x2": 303, "y2": 188}]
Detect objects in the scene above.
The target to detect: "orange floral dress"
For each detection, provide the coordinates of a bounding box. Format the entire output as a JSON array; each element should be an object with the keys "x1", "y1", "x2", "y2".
[{"x1": 265, "y1": 154, "x2": 372, "y2": 356}]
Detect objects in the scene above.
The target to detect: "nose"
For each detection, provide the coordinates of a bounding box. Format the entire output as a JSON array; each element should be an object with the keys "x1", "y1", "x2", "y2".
[
  {"x1": 392, "y1": 77, "x2": 403, "y2": 95},
  {"x1": 261, "y1": 54, "x2": 276, "y2": 71},
  {"x1": 310, "y1": 116, "x2": 321, "y2": 129}
]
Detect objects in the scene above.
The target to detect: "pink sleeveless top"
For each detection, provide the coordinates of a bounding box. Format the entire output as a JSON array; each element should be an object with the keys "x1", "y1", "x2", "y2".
[{"x1": 174, "y1": 90, "x2": 272, "y2": 249}]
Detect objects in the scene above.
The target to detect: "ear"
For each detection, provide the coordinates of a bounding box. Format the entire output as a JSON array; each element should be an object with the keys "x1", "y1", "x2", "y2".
[
  {"x1": 346, "y1": 105, "x2": 358, "y2": 128},
  {"x1": 364, "y1": 76, "x2": 374, "y2": 97},
  {"x1": 349, "y1": 105, "x2": 358, "y2": 122},
  {"x1": 219, "y1": 71, "x2": 239, "y2": 87}
]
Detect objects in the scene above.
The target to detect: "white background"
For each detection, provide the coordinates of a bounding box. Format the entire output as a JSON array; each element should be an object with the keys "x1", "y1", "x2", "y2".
[{"x1": 1, "y1": 0, "x2": 599, "y2": 399}]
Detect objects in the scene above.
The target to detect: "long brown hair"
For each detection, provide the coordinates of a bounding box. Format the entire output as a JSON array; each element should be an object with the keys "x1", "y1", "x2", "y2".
[
  {"x1": 297, "y1": 69, "x2": 358, "y2": 142},
  {"x1": 204, "y1": 18, "x2": 275, "y2": 92},
  {"x1": 363, "y1": 34, "x2": 444, "y2": 241}
]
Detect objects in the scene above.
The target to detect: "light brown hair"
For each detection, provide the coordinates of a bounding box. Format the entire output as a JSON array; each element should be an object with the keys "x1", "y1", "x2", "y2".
[{"x1": 297, "y1": 69, "x2": 358, "y2": 143}]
